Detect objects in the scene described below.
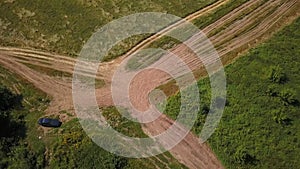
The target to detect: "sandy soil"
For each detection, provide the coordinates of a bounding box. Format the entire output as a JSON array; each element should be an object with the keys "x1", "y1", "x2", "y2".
[{"x1": 0, "y1": 0, "x2": 299, "y2": 168}]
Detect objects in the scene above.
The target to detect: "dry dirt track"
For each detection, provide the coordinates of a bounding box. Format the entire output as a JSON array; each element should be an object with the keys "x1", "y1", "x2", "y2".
[{"x1": 0, "y1": 0, "x2": 299, "y2": 168}]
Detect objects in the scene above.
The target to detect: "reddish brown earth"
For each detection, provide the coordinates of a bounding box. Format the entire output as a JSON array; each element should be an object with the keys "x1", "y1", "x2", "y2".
[
  {"x1": 129, "y1": 69, "x2": 171, "y2": 112},
  {"x1": 0, "y1": 0, "x2": 299, "y2": 168}
]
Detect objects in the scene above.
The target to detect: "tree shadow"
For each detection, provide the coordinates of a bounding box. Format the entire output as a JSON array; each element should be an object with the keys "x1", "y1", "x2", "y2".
[
  {"x1": 282, "y1": 118, "x2": 293, "y2": 126},
  {"x1": 291, "y1": 99, "x2": 300, "y2": 107},
  {"x1": 0, "y1": 87, "x2": 27, "y2": 140}
]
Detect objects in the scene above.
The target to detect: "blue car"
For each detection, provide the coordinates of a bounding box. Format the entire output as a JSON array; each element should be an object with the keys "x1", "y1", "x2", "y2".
[{"x1": 38, "y1": 118, "x2": 62, "y2": 127}]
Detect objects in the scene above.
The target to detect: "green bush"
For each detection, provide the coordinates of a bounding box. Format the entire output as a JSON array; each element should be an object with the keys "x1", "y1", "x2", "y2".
[
  {"x1": 271, "y1": 109, "x2": 289, "y2": 125},
  {"x1": 279, "y1": 88, "x2": 296, "y2": 106},
  {"x1": 266, "y1": 84, "x2": 278, "y2": 96},
  {"x1": 234, "y1": 146, "x2": 254, "y2": 164},
  {"x1": 267, "y1": 66, "x2": 287, "y2": 84}
]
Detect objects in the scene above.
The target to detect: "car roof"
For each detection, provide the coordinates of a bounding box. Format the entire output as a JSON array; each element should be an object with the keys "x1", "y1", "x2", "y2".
[{"x1": 42, "y1": 118, "x2": 51, "y2": 123}]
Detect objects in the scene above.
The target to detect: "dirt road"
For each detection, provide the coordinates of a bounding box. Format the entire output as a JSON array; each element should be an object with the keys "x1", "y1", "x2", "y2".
[{"x1": 0, "y1": 0, "x2": 299, "y2": 168}]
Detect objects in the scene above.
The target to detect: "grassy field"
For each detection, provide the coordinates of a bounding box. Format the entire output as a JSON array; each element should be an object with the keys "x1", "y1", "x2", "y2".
[
  {"x1": 40, "y1": 106, "x2": 187, "y2": 168},
  {"x1": 163, "y1": 17, "x2": 300, "y2": 168},
  {"x1": 125, "y1": 0, "x2": 253, "y2": 70},
  {"x1": 102, "y1": 107, "x2": 188, "y2": 169},
  {"x1": 0, "y1": 66, "x2": 186, "y2": 168},
  {"x1": 145, "y1": 0, "x2": 250, "y2": 51},
  {"x1": 0, "y1": 0, "x2": 217, "y2": 60}
]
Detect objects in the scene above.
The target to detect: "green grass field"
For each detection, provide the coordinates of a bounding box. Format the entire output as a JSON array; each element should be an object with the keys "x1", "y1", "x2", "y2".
[
  {"x1": 0, "y1": 0, "x2": 217, "y2": 60},
  {"x1": 164, "y1": 17, "x2": 300, "y2": 168},
  {"x1": 0, "y1": 67, "x2": 186, "y2": 169},
  {"x1": 145, "y1": 0, "x2": 250, "y2": 51}
]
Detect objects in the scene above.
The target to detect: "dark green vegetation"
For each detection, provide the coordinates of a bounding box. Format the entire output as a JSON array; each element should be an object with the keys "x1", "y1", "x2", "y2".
[
  {"x1": 0, "y1": 66, "x2": 50, "y2": 168},
  {"x1": 164, "y1": 17, "x2": 300, "y2": 168},
  {"x1": 0, "y1": 86, "x2": 27, "y2": 168},
  {"x1": 0, "y1": 66, "x2": 186, "y2": 168},
  {"x1": 0, "y1": 0, "x2": 217, "y2": 60}
]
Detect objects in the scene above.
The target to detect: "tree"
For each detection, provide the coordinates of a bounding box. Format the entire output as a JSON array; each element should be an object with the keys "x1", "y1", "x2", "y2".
[
  {"x1": 0, "y1": 86, "x2": 22, "y2": 111},
  {"x1": 0, "y1": 86, "x2": 23, "y2": 137},
  {"x1": 0, "y1": 86, "x2": 32, "y2": 168}
]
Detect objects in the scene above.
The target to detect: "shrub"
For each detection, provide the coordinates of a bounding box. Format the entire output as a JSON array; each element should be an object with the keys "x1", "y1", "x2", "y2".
[
  {"x1": 201, "y1": 104, "x2": 210, "y2": 115},
  {"x1": 233, "y1": 146, "x2": 254, "y2": 164},
  {"x1": 267, "y1": 66, "x2": 287, "y2": 83},
  {"x1": 271, "y1": 109, "x2": 288, "y2": 124},
  {"x1": 266, "y1": 84, "x2": 278, "y2": 96},
  {"x1": 279, "y1": 88, "x2": 296, "y2": 105}
]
